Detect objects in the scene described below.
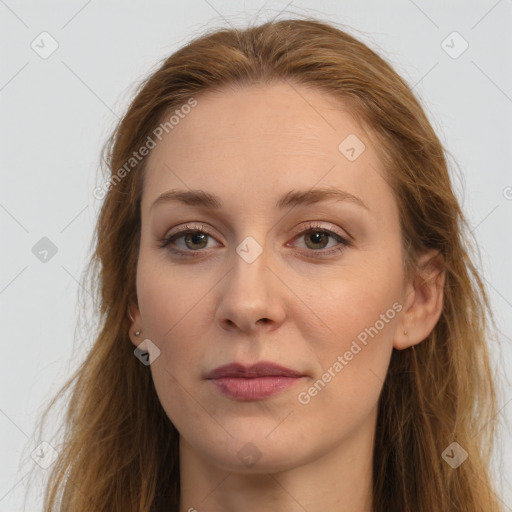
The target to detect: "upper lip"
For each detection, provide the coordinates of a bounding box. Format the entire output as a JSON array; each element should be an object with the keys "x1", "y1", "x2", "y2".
[{"x1": 205, "y1": 362, "x2": 305, "y2": 379}]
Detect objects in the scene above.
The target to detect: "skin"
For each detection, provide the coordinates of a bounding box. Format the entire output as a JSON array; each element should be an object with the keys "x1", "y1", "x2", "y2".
[{"x1": 128, "y1": 81, "x2": 444, "y2": 512}]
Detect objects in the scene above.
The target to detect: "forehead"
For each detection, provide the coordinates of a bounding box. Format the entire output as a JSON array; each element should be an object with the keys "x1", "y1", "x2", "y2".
[
  {"x1": 141, "y1": 81, "x2": 393, "y2": 217},
  {"x1": 148, "y1": 81, "x2": 369, "y2": 162}
]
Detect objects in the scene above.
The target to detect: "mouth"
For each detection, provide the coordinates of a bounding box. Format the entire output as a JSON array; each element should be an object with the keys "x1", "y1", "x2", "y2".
[{"x1": 205, "y1": 361, "x2": 306, "y2": 401}]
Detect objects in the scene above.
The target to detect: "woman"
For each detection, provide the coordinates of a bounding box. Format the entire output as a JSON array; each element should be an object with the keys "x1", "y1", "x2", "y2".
[{"x1": 38, "y1": 17, "x2": 503, "y2": 511}]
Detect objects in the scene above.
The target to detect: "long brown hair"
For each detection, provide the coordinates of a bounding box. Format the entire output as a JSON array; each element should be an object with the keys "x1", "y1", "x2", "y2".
[{"x1": 36, "y1": 16, "x2": 503, "y2": 511}]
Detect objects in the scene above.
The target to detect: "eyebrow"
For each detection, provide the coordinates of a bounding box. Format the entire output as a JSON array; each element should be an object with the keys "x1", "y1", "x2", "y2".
[{"x1": 150, "y1": 186, "x2": 369, "y2": 212}]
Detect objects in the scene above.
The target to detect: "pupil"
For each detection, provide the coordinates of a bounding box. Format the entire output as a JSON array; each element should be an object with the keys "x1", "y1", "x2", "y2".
[
  {"x1": 308, "y1": 231, "x2": 327, "y2": 249},
  {"x1": 186, "y1": 233, "x2": 207, "y2": 249}
]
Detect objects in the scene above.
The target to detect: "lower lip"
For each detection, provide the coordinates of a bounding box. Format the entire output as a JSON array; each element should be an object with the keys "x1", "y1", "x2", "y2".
[{"x1": 209, "y1": 376, "x2": 304, "y2": 401}]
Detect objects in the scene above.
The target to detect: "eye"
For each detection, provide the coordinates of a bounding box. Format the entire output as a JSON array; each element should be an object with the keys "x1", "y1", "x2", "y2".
[
  {"x1": 288, "y1": 222, "x2": 351, "y2": 257},
  {"x1": 158, "y1": 222, "x2": 351, "y2": 258},
  {"x1": 158, "y1": 223, "x2": 220, "y2": 256}
]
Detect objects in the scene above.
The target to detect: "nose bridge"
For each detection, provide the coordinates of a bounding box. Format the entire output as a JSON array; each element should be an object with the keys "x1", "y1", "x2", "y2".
[
  {"x1": 215, "y1": 228, "x2": 286, "y2": 331},
  {"x1": 230, "y1": 233, "x2": 272, "y2": 297},
  {"x1": 229, "y1": 208, "x2": 273, "y2": 279}
]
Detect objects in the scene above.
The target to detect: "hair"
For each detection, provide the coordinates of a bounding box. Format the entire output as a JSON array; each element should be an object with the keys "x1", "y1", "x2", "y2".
[{"x1": 36, "y1": 15, "x2": 503, "y2": 511}]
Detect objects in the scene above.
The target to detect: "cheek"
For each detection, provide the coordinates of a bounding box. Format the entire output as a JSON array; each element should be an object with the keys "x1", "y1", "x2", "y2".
[
  {"x1": 136, "y1": 259, "x2": 210, "y2": 429},
  {"x1": 137, "y1": 254, "x2": 204, "y2": 339},
  {"x1": 295, "y1": 289, "x2": 398, "y2": 427},
  {"x1": 135, "y1": 257, "x2": 210, "y2": 384},
  {"x1": 299, "y1": 249, "x2": 403, "y2": 401},
  {"x1": 306, "y1": 245, "x2": 402, "y2": 342}
]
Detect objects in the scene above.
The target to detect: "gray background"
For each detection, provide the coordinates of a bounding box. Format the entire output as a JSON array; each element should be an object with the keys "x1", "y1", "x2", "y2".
[{"x1": 1, "y1": 1, "x2": 511, "y2": 510}]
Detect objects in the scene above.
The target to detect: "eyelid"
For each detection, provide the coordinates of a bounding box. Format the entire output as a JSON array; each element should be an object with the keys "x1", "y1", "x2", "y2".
[
  {"x1": 164, "y1": 222, "x2": 218, "y2": 239},
  {"x1": 290, "y1": 221, "x2": 352, "y2": 242},
  {"x1": 285, "y1": 222, "x2": 351, "y2": 258},
  {"x1": 159, "y1": 223, "x2": 221, "y2": 253}
]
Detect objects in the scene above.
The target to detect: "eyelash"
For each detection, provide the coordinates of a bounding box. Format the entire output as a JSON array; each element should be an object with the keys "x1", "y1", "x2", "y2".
[{"x1": 158, "y1": 222, "x2": 351, "y2": 259}]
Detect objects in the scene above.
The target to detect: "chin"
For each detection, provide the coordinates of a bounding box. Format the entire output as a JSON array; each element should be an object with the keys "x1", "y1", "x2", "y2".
[{"x1": 188, "y1": 426, "x2": 315, "y2": 474}]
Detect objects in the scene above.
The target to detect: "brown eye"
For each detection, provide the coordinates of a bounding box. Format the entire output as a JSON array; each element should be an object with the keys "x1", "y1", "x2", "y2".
[
  {"x1": 288, "y1": 223, "x2": 351, "y2": 258},
  {"x1": 303, "y1": 230, "x2": 331, "y2": 250},
  {"x1": 158, "y1": 223, "x2": 220, "y2": 257},
  {"x1": 181, "y1": 232, "x2": 209, "y2": 250}
]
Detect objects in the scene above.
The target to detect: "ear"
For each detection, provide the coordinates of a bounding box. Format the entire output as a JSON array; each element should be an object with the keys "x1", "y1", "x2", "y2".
[
  {"x1": 127, "y1": 293, "x2": 143, "y2": 348},
  {"x1": 394, "y1": 249, "x2": 445, "y2": 350}
]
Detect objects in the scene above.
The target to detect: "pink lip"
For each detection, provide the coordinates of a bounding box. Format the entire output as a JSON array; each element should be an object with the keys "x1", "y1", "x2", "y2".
[{"x1": 205, "y1": 362, "x2": 306, "y2": 401}]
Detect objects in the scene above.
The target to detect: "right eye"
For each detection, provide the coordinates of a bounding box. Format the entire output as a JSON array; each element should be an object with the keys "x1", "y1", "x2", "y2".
[{"x1": 158, "y1": 223, "x2": 221, "y2": 257}]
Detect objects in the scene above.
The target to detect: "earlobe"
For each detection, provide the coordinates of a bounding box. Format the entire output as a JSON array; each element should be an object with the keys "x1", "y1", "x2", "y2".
[
  {"x1": 127, "y1": 296, "x2": 143, "y2": 347},
  {"x1": 394, "y1": 250, "x2": 445, "y2": 350}
]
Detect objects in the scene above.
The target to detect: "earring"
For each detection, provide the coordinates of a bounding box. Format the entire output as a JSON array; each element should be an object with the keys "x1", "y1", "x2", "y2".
[{"x1": 128, "y1": 306, "x2": 141, "y2": 336}]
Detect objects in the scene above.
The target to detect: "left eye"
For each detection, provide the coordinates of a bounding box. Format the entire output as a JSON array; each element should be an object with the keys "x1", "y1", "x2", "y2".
[{"x1": 292, "y1": 228, "x2": 346, "y2": 251}]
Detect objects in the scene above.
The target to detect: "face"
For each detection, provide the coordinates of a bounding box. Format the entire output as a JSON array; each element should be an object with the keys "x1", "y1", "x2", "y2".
[{"x1": 131, "y1": 82, "x2": 407, "y2": 473}]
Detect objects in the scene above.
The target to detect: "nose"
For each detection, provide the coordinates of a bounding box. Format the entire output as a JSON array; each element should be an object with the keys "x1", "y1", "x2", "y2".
[{"x1": 214, "y1": 246, "x2": 287, "y2": 334}]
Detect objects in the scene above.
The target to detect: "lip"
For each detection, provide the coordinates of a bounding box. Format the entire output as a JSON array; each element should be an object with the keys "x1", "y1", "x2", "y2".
[
  {"x1": 205, "y1": 362, "x2": 304, "y2": 379},
  {"x1": 205, "y1": 362, "x2": 306, "y2": 401}
]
